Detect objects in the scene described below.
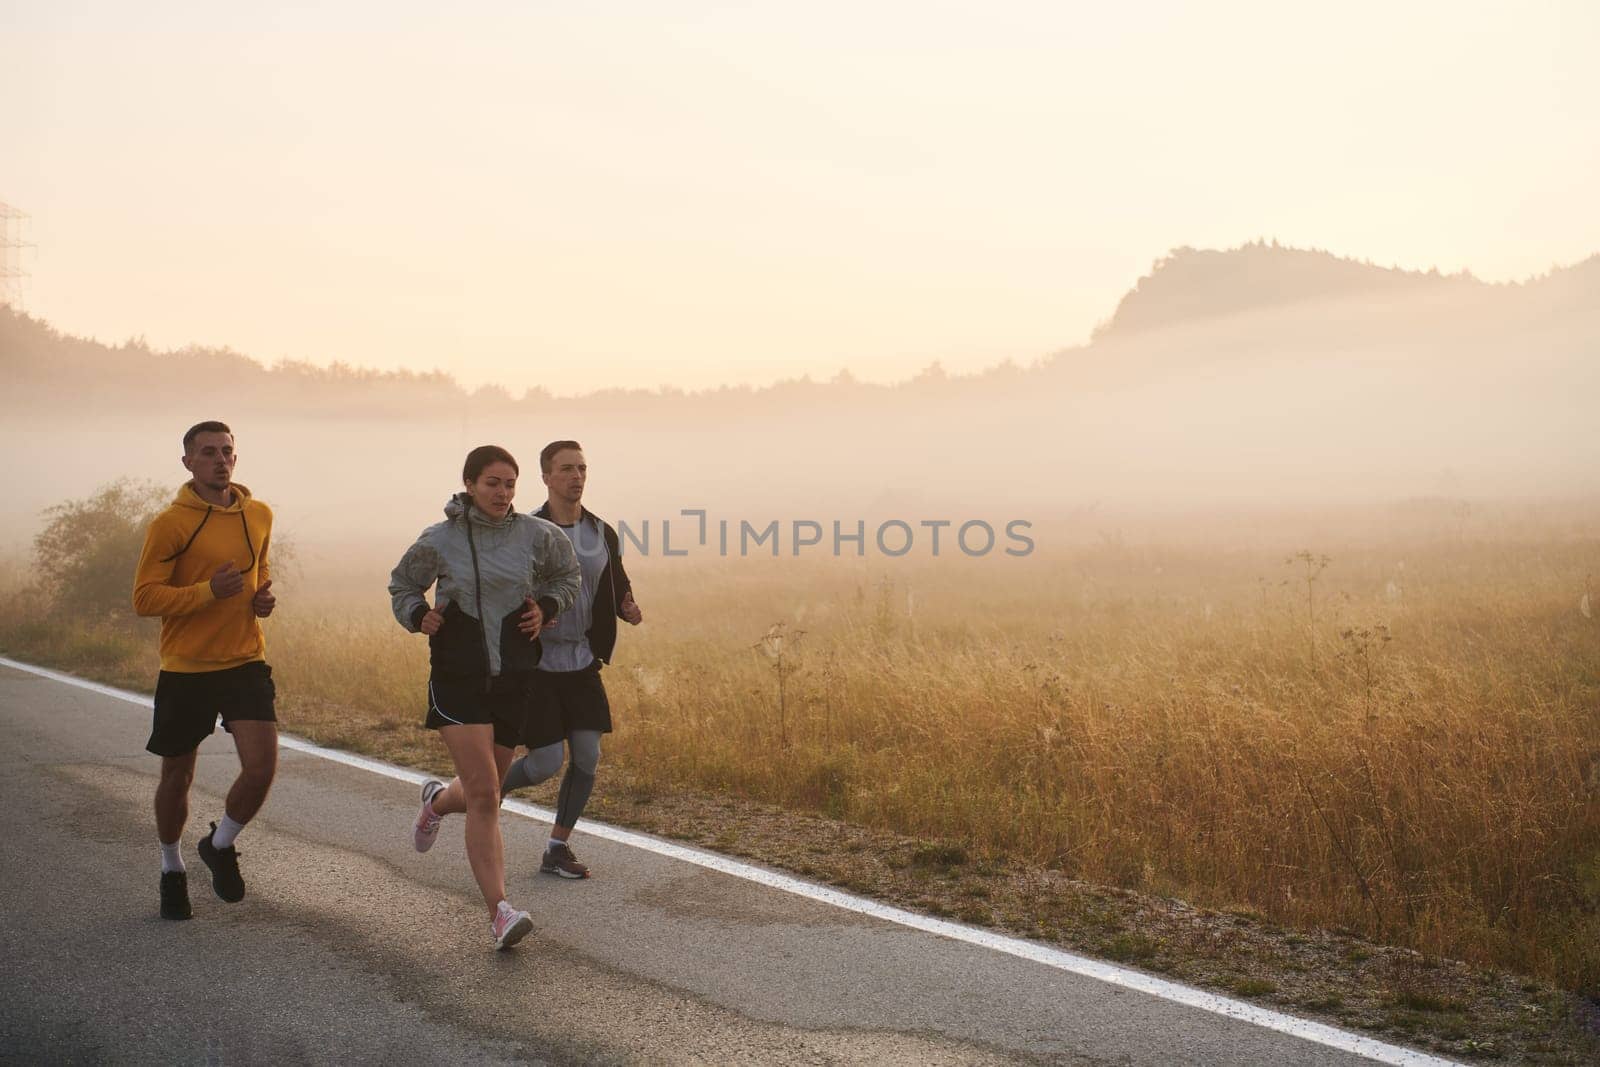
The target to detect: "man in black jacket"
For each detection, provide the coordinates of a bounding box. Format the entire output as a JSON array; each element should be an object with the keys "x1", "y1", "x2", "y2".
[{"x1": 500, "y1": 441, "x2": 642, "y2": 878}]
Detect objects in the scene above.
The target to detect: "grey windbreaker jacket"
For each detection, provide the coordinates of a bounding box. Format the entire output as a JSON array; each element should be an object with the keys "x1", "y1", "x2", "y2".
[{"x1": 388, "y1": 494, "x2": 581, "y2": 677}]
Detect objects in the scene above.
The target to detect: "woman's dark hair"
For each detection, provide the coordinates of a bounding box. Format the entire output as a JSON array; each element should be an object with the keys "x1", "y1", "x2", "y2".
[{"x1": 462, "y1": 445, "x2": 519, "y2": 484}]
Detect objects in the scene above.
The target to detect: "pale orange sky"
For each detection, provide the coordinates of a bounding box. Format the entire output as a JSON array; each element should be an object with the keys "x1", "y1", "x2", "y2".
[{"x1": 4, "y1": 1, "x2": 1598, "y2": 395}]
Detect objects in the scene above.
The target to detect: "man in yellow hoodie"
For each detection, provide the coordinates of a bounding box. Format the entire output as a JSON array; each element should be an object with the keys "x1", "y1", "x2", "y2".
[{"x1": 133, "y1": 421, "x2": 278, "y2": 921}]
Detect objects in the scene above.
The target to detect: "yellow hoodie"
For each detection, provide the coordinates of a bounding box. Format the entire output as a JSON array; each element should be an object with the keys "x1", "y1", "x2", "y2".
[{"x1": 132, "y1": 482, "x2": 274, "y2": 672}]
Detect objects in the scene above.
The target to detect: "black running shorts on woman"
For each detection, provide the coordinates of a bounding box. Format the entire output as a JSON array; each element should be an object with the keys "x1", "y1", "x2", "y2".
[
  {"x1": 426, "y1": 672, "x2": 529, "y2": 749},
  {"x1": 146, "y1": 661, "x2": 277, "y2": 757},
  {"x1": 522, "y1": 663, "x2": 612, "y2": 749}
]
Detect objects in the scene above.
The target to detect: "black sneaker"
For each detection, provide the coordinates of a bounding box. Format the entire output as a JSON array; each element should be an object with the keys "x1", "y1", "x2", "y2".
[
  {"x1": 540, "y1": 842, "x2": 590, "y2": 879},
  {"x1": 197, "y1": 822, "x2": 246, "y2": 902},
  {"x1": 160, "y1": 870, "x2": 192, "y2": 920}
]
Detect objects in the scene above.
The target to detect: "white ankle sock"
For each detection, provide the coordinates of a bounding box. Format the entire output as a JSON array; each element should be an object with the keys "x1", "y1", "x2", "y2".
[
  {"x1": 160, "y1": 840, "x2": 185, "y2": 873},
  {"x1": 213, "y1": 814, "x2": 246, "y2": 849},
  {"x1": 546, "y1": 837, "x2": 566, "y2": 852}
]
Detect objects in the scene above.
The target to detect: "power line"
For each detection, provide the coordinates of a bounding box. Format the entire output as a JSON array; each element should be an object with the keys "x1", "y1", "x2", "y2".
[{"x1": 0, "y1": 201, "x2": 36, "y2": 311}]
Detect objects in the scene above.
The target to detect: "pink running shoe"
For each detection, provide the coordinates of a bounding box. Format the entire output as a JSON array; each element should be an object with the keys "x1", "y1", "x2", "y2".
[
  {"x1": 413, "y1": 779, "x2": 445, "y2": 852},
  {"x1": 492, "y1": 901, "x2": 533, "y2": 950}
]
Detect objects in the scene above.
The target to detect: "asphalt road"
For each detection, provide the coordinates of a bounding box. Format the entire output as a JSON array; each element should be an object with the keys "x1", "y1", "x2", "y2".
[{"x1": 0, "y1": 662, "x2": 1456, "y2": 1066}]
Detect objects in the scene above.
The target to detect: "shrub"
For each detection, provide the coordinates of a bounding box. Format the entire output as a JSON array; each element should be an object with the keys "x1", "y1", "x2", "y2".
[{"x1": 33, "y1": 479, "x2": 169, "y2": 621}]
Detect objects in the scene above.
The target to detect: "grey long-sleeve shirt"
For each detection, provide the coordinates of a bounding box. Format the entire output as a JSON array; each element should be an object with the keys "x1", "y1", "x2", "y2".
[{"x1": 536, "y1": 515, "x2": 612, "y2": 672}]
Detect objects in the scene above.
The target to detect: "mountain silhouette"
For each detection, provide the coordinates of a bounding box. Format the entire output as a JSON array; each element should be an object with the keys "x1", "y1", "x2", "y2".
[
  {"x1": 1097, "y1": 241, "x2": 1514, "y2": 340},
  {"x1": 1, "y1": 239, "x2": 1595, "y2": 537},
  {"x1": 3, "y1": 241, "x2": 1595, "y2": 410}
]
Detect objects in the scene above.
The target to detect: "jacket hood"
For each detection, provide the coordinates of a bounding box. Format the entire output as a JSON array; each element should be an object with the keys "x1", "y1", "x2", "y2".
[
  {"x1": 533, "y1": 502, "x2": 600, "y2": 528},
  {"x1": 444, "y1": 491, "x2": 516, "y2": 527},
  {"x1": 174, "y1": 482, "x2": 254, "y2": 512}
]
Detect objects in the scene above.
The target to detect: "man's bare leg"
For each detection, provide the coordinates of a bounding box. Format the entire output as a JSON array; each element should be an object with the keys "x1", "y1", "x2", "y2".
[
  {"x1": 222, "y1": 719, "x2": 278, "y2": 827},
  {"x1": 196, "y1": 719, "x2": 278, "y2": 903},
  {"x1": 155, "y1": 751, "x2": 198, "y2": 845}
]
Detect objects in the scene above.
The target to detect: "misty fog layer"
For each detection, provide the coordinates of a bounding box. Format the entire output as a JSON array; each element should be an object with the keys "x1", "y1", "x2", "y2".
[{"x1": 3, "y1": 244, "x2": 1594, "y2": 553}]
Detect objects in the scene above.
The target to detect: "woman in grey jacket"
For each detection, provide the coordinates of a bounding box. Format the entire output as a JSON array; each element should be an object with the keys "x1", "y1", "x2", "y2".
[{"x1": 388, "y1": 444, "x2": 580, "y2": 949}]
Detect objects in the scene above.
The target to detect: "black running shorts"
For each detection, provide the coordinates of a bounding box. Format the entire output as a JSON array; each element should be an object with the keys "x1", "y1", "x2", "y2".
[
  {"x1": 425, "y1": 672, "x2": 527, "y2": 749},
  {"x1": 146, "y1": 661, "x2": 277, "y2": 758},
  {"x1": 522, "y1": 663, "x2": 612, "y2": 749}
]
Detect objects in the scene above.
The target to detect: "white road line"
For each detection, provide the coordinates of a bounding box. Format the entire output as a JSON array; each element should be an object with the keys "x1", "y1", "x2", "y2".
[{"x1": 0, "y1": 655, "x2": 1459, "y2": 1067}]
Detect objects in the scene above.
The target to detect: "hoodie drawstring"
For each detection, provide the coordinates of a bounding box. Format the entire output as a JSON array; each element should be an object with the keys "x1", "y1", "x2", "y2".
[
  {"x1": 159, "y1": 506, "x2": 213, "y2": 564},
  {"x1": 160, "y1": 505, "x2": 257, "y2": 573},
  {"x1": 237, "y1": 508, "x2": 259, "y2": 574},
  {"x1": 463, "y1": 508, "x2": 493, "y2": 692}
]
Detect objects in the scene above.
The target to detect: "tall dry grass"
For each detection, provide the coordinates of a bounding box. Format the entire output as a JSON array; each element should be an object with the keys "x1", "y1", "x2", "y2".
[{"x1": 5, "y1": 518, "x2": 1597, "y2": 991}]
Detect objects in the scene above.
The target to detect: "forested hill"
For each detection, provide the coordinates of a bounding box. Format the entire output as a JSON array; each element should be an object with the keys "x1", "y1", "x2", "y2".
[
  {"x1": 1095, "y1": 242, "x2": 1600, "y2": 340},
  {"x1": 5, "y1": 242, "x2": 1594, "y2": 418}
]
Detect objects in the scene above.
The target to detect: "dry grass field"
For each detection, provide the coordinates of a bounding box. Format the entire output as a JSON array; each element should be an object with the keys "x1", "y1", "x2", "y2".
[{"x1": 5, "y1": 507, "x2": 1597, "y2": 997}]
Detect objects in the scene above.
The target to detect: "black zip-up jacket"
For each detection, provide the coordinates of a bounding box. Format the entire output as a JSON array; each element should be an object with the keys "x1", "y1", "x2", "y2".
[{"x1": 534, "y1": 503, "x2": 634, "y2": 666}]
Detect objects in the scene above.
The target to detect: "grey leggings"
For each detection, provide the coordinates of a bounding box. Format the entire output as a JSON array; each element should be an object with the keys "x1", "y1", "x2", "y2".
[{"x1": 501, "y1": 730, "x2": 601, "y2": 830}]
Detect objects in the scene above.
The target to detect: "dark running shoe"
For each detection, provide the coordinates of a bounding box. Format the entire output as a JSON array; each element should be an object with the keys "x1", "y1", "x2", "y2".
[
  {"x1": 160, "y1": 870, "x2": 192, "y2": 920},
  {"x1": 540, "y1": 842, "x2": 590, "y2": 879},
  {"x1": 197, "y1": 822, "x2": 246, "y2": 902}
]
